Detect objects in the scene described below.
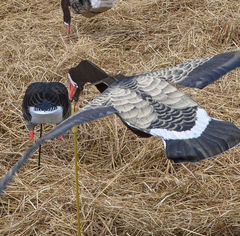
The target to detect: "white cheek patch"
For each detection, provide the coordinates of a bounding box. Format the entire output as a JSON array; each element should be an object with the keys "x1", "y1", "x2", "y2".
[
  {"x1": 68, "y1": 73, "x2": 78, "y2": 88},
  {"x1": 149, "y1": 108, "x2": 211, "y2": 140},
  {"x1": 29, "y1": 106, "x2": 63, "y2": 124}
]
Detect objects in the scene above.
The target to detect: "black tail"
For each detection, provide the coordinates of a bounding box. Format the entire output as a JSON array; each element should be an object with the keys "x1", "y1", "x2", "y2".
[{"x1": 165, "y1": 119, "x2": 240, "y2": 163}]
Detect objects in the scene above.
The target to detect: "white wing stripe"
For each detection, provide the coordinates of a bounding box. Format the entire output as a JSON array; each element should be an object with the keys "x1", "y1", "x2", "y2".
[{"x1": 149, "y1": 108, "x2": 211, "y2": 140}]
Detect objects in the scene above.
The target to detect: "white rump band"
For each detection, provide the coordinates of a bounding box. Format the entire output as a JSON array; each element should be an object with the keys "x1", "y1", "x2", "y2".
[{"x1": 149, "y1": 108, "x2": 211, "y2": 140}]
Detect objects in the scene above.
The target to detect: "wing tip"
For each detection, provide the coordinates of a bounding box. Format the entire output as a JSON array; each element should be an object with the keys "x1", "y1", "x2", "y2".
[
  {"x1": 164, "y1": 119, "x2": 240, "y2": 163},
  {"x1": 176, "y1": 50, "x2": 240, "y2": 89}
]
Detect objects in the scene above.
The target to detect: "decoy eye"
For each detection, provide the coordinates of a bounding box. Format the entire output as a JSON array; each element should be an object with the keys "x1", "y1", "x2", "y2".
[{"x1": 78, "y1": 85, "x2": 83, "y2": 91}]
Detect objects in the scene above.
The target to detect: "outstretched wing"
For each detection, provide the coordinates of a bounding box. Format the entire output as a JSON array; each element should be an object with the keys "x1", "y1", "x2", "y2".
[
  {"x1": 110, "y1": 75, "x2": 240, "y2": 162},
  {"x1": 0, "y1": 94, "x2": 117, "y2": 195},
  {"x1": 145, "y1": 51, "x2": 240, "y2": 89},
  {"x1": 111, "y1": 74, "x2": 199, "y2": 131}
]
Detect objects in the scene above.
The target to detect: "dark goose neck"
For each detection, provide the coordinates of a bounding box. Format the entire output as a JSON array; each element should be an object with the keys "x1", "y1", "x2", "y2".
[{"x1": 61, "y1": 0, "x2": 71, "y2": 24}]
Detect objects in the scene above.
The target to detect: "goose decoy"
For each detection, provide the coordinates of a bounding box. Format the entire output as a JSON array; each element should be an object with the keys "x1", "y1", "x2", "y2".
[
  {"x1": 61, "y1": 0, "x2": 116, "y2": 34},
  {"x1": 68, "y1": 51, "x2": 240, "y2": 138},
  {"x1": 22, "y1": 82, "x2": 71, "y2": 140},
  {"x1": 1, "y1": 51, "x2": 240, "y2": 195}
]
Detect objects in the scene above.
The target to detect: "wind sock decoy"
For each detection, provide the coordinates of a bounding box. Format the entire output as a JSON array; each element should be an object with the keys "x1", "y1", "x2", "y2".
[
  {"x1": 61, "y1": 0, "x2": 116, "y2": 34},
  {"x1": 1, "y1": 51, "x2": 240, "y2": 195}
]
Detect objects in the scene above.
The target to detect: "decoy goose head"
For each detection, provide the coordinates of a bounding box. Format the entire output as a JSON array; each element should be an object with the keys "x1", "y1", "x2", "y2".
[
  {"x1": 61, "y1": 0, "x2": 71, "y2": 34},
  {"x1": 68, "y1": 60, "x2": 112, "y2": 101},
  {"x1": 68, "y1": 68, "x2": 84, "y2": 102}
]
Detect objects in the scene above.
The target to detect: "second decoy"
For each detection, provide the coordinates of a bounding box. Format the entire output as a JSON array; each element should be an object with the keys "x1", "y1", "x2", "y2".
[
  {"x1": 22, "y1": 82, "x2": 71, "y2": 140},
  {"x1": 22, "y1": 81, "x2": 71, "y2": 168},
  {"x1": 61, "y1": 0, "x2": 116, "y2": 34}
]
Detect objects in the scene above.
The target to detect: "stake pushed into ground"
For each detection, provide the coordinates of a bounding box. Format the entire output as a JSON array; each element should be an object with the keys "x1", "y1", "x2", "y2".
[
  {"x1": 72, "y1": 103, "x2": 81, "y2": 236},
  {"x1": 38, "y1": 124, "x2": 43, "y2": 169}
]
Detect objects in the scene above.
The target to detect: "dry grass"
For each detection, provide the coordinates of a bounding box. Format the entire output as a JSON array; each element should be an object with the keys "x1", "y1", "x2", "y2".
[{"x1": 1, "y1": 0, "x2": 240, "y2": 235}]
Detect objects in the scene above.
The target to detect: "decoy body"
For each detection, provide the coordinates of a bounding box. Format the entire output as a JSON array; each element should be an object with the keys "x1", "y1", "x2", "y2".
[
  {"x1": 61, "y1": 0, "x2": 116, "y2": 34},
  {"x1": 68, "y1": 51, "x2": 240, "y2": 140},
  {"x1": 1, "y1": 50, "x2": 240, "y2": 195},
  {"x1": 22, "y1": 82, "x2": 71, "y2": 140}
]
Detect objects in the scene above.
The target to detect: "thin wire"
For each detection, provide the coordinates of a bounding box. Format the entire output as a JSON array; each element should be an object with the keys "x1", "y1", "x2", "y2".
[
  {"x1": 38, "y1": 124, "x2": 43, "y2": 170},
  {"x1": 72, "y1": 104, "x2": 81, "y2": 236}
]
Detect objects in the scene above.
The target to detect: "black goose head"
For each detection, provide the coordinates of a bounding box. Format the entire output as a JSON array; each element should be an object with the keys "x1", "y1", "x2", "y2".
[
  {"x1": 68, "y1": 60, "x2": 111, "y2": 101},
  {"x1": 68, "y1": 67, "x2": 84, "y2": 102},
  {"x1": 61, "y1": 0, "x2": 71, "y2": 34}
]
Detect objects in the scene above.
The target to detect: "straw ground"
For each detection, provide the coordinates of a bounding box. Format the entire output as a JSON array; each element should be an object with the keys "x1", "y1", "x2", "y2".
[{"x1": 1, "y1": 0, "x2": 240, "y2": 235}]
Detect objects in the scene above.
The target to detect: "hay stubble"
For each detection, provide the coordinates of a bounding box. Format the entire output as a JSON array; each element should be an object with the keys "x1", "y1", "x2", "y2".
[{"x1": 0, "y1": 0, "x2": 240, "y2": 235}]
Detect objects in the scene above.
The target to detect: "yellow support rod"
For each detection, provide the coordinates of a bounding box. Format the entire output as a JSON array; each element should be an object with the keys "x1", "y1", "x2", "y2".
[{"x1": 72, "y1": 104, "x2": 81, "y2": 236}]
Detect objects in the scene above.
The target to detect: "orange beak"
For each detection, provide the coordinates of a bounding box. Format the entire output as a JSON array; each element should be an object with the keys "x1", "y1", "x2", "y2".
[
  {"x1": 68, "y1": 73, "x2": 78, "y2": 101},
  {"x1": 64, "y1": 22, "x2": 70, "y2": 34}
]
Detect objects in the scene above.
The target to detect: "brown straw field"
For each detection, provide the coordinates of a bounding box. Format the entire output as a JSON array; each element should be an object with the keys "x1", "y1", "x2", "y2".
[{"x1": 1, "y1": 0, "x2": 240, "y2": 235}]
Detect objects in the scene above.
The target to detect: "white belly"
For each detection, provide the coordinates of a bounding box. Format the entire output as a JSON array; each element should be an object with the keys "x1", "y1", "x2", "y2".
[{"x1": 29, "y1": 106, "x2": 63, "y2": 124}]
